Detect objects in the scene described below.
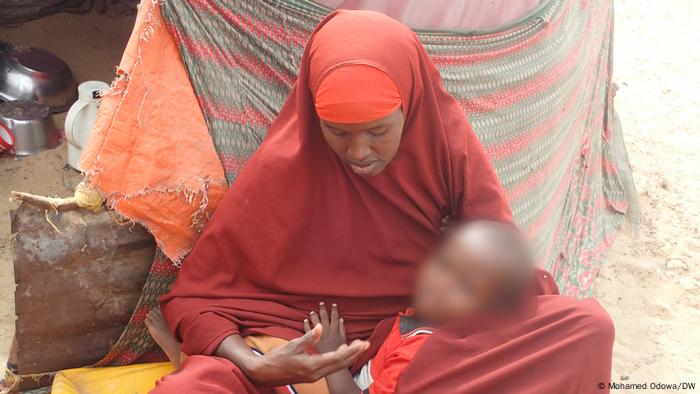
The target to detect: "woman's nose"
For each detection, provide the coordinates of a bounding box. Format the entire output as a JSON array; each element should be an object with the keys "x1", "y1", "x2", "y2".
[{"x1": 346, "y1": 137, "x2": 371, "y2": 161}]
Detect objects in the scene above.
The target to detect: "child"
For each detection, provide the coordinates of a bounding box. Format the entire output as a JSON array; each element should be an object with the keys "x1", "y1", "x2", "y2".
[
  {"x1": 303, "y1": 220, "x2": 534, "y2": 394},
  {"x1": 145, "y1": 220, "x2": 533, "y2": 393}
]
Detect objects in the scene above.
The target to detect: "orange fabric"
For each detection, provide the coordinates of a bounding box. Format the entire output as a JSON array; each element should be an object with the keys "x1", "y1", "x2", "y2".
[
  {"x1": 80, "y1": 1, "x2": 227, "y2": 262},
  {"x1": 312, "y1": 64, "x2": 402, "y2": 123}
]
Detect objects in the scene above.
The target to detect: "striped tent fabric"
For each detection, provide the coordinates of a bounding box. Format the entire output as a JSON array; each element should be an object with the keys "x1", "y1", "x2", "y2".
[
  {"x1": 161, "y1": 0, "x2": 629, "y2": 293},
  {"x1": 96, "y1": 0, "x2": 633, "y2": 366}
]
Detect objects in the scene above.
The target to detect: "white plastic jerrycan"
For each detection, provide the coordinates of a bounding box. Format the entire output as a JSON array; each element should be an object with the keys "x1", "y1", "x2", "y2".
[{"x1": 65, "y1": 80, "x2": 110, "y2": 171}]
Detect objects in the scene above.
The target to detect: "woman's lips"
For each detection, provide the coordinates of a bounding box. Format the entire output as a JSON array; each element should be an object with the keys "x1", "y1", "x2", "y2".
[{"x1": 347, "y1": 160, "x2": 378, "y2": 175}]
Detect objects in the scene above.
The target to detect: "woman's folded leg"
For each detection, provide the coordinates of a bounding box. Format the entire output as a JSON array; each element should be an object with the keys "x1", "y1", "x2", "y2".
[
  {"x1": 150, "y1": 336, "x2": 330, "y2": 394},
  {"x1": 150, "y1": 355, "x2": 270, "y2": 394}
]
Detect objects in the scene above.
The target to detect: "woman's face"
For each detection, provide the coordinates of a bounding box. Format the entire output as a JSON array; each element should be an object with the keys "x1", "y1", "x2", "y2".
[{"x1": 319, "y1": 108, "x2": 404, "y2": 177}]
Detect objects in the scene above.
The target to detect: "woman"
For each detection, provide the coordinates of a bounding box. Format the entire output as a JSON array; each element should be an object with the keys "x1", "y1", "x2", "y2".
[{"x1": 154, "y1": 10, "x2": 613, "y2": 393}]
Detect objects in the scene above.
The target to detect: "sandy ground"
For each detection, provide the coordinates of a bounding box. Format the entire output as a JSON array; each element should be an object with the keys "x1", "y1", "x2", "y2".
[
  {"x1": 0, "y1": 0, "x2": 698, "y2": 392},
  {"x1": 590, "y1": 0, "x2": 700, "y2": 387}
]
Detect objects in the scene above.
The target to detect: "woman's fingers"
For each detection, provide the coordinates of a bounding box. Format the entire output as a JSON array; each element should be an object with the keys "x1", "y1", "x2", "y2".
[
  {"x1": 347, "y1": 339, "x2": 370, "y2": 351},
  {"x1": 319, "y1": 340, "x2": 368, "y2": 365},
  {"x1": 318, "y1": 302, "x2": 330, "y2": 326},
  {"x1": 311, "y1": 346, "x2": 358, "y2": 370},
  {"x1": 289, "y1": 323, "x2": 322, "y2": 351},
  {"x1": 310, "y1": 340, "x2": 370, "y2": 376},
  {"x1": 303, "y1": 319, "x2": 311, "y2": 333},
  {"x1": 280, "y1": 338, "x2": 370, "y2": 382}
]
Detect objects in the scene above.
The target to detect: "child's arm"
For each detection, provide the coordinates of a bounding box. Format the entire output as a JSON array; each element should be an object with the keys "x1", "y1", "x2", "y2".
[
  {"x1": 325, "y1": 369, "x2": 362, "y2": 394},
  {"x1": 304, "y1": 303, "x2": 363, "y2": 394}
]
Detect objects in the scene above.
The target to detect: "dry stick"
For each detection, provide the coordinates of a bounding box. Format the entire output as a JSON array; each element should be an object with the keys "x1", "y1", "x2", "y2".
[{"x1": 10, "y1": 191, "x2": 79, "y2": 211}]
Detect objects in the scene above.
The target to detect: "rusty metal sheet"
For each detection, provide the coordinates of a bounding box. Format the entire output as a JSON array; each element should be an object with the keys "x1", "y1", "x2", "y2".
[{"x1": 11, "y1": 202, "x2": 155, "y2": 377}]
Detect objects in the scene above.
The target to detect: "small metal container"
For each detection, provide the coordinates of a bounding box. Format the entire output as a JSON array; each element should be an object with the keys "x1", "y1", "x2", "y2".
[
  {"x1": 0, "y1": 45, "x2": 77, "y2": 113},
  {"x1": 0, "y1": 100, "x2": 61, "y2": 156}
]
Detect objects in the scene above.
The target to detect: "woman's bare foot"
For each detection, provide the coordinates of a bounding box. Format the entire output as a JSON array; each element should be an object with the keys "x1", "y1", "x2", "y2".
[{"x1": 145, "y1": 307, "x2": 183, "y2": 368}]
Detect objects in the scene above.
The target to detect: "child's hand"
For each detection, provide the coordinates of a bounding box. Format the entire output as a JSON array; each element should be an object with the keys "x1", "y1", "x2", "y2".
[{"x1": 303, "y1": 302, "x2": 347, "y2": 354}]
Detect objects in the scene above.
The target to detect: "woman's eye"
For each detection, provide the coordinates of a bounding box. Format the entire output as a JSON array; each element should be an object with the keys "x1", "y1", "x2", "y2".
[
  {"x1": 330, "y1": 129, "x2": 346, "y2": 137},
  {"x1": 369, "y1": 128, "x2": 388, "y2": 136}
]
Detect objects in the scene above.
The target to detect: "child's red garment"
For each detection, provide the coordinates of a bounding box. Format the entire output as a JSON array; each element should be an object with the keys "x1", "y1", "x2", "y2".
[{"x1": 354, "y1": 310, "x2": 433, "y2": 394}]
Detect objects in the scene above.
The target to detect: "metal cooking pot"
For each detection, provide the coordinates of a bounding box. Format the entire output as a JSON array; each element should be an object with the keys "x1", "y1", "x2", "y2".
[
  {"x1": 0, "y1": 100, "x2": 61, "y2": 156},
  {"x1": 0, "y1": 44, "x2": 77, "y2": 113}
]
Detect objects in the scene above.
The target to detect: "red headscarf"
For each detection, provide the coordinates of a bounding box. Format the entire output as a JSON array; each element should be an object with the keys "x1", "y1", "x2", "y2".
[
  {"x1": 313, "y1": 64, "x2": 402, "y2": 123},
  {"x1": 161, "y1": 10, "x2": 511, "y2": 358}
]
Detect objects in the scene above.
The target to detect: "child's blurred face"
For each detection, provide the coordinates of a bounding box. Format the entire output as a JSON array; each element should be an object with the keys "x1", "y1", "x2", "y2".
[{"x1": 413, "y1": 224, "x2": 528, "y2": 326}]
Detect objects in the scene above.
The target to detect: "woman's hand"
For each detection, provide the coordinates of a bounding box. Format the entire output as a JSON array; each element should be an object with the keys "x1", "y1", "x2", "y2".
[
  {"x1": 246, "y1": 324, "x2": 368, "y2": 386},
  {"x1": 303, "y1": 302, "x2": 347, "y2": 354}
]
